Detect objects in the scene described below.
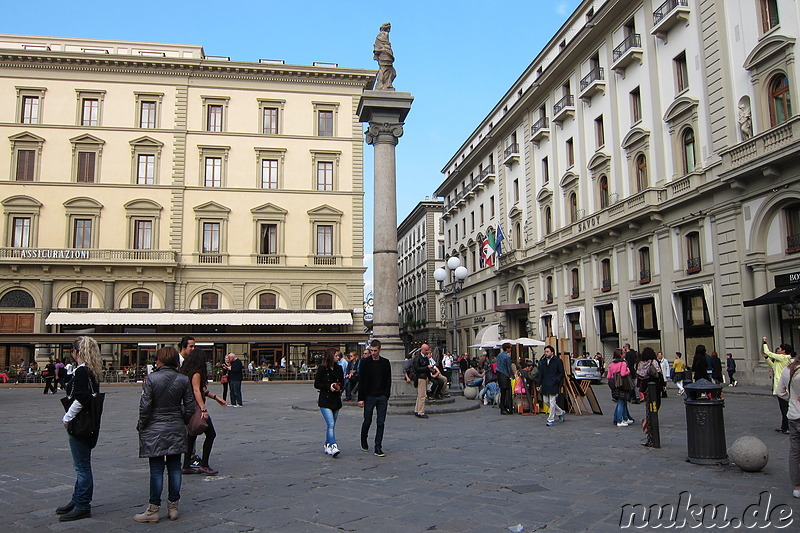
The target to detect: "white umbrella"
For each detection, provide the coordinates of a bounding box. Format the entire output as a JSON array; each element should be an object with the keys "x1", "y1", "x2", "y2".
[{"x1": 513, "y1": 337, "x2": 546, "y2": 347}]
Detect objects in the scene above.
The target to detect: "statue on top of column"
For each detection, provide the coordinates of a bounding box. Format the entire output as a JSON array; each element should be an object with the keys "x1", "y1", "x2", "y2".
[{"x1": 373, "y1": 22, "x2": 396, "y2": 91}]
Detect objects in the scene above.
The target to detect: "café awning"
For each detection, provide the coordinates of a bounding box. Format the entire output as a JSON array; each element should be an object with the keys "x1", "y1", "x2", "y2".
[
  {"x1": 743, "y1": 285, "x2": 800, "y2": 307},
  {"x1": 45, "y1": 311, "x2": 353, "y2": 326}
]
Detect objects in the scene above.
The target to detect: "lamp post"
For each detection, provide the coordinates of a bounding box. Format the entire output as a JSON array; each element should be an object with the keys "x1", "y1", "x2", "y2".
[{"x1": 434, "y1": 257, "x2": 469, "y2": 390}]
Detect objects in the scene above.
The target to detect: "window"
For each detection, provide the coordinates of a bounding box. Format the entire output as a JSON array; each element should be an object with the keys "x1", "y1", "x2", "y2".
[
  {"x1": 675, "y1": 52, "x2": 689, "y2": 93},
  {"x1": 636, "y1": 298, "x2": 659, "y2": 331},
  {"x1": 599, "y1": 176, "x2": 609, "y2": 208},
  {"x1": 639, "y1": 247, "x2": 651, "y2": 283},
  {"x1": 490, "y1": 196, "x2": 495, "y2": 217},
  {"x1": 512, "y1": 179, "x2": 519, "y2": 204},
  {"x1": 686, "y1": 231, "x2": 701, "y2": 273},
  {"x1": 15, "y1": 150, "x2": 36, "y2": 181},
  {"x1": 260, "y1": 223, "x2": 277, "y2": 254},
  {"x1": 569, "y1": 192, "x2": 578, "y2": 223},
  {"x1": 258, "y1": 99, "x2": 284, "y2": 135},
  {"x1": 315, "y1": 293, "x2": 333, "y2": 310},
  {"x1": 514, "y1": 222, "x2": 522, "y2": 249},
  {"x1": 201, "y1": 292, "x2": 219, "y2": 309},
  {"x1": 259, "y1": 292, "x2": 277, "y2": 310},
  {"x1": 313, "y1": 102, "x2": 338, "y2": 136},
  {"x1": 203, "y1": 222, "x2": 220, "y2": 253},
  {"x1": 139, "y1": 101, "x2": 157, "y2": 128},
  {"x1": 11, "y1": 217, "x2": 31, "y2": 247},
  {"x1": 769, "y1": 74, "x2": 792, "y2": 126},
  {"x1": 317, "y1": 161, "x2": 333, "y2": 191},
  {"x1": 635, "y1": 154, "x2": 647, "y2": 192},
  {"x1": 542, "y1": 157, "x2": 550, "y2": 183},
  {"x1": 21, "y1": 96, "x2": 39, "y2": 124},
  {"x1": 761, "y1": 0, "x2": 780, "y2": 32},
  {"x1": 470, "y1": 211, "x2": 475, "y2": 231},
  {"x1": 137, "y1": 154, "x2": 155, "y2": 185},
  {"x1": 73, "y1": 219, "x2": 92, "y2": 248},
  {"x1": 133, "y1": 220, "x2": 152, "y2": 250},
  {"x1": 601, "y1": 259, "x2": 611, "y2": 292},
  {"x1": 480, "y1": 204, "x2": 485, "y2": 224},
  {"x1": 682, "y1": 128, "x2": 696, "y2": 174},
  {"x1": 631, "y1": 87, "x2": 642, "y2": 124},
  {"x1": 70, "y1": 134, "x2": 104, "y2": 184},
  {"x1": 595, "y1": 115, "x2": 605, "y2": 148},
  {"x1": 566, "y1": 138, "x2": 574, "y2": 167},
  {"x1": 70, "y1": 290, "x2": 89, "y2": 309},
  {"x1": 317, "y1": 225, "x2": 333, "y2": 255},
  {"x1": 544, "y1": 206, "x2": 552, "y2": 234},
  {"x1": 81, "y1": 98, "x2": 99, "y2": 126},
  {"x1": 571, "y1": 268, "x2": 580, "y2": 298},
  {"x1": 786, "y1": 205, "x2": 800, "y2": 252},
  {"x1": 131, "y1": 291, "x2": 150, "y2": 309},
  {"x1": 16, "y1": 87, "x2": 46, "y2": 124},
  {"x1": 545, "y1": 276, "x2": 553, "y2": 303},
  {"x1": 261, "y1": 159, "x2": 278, "y2": 189},
  {"x1": 318, "y1": 110, "x2": 333, "y2": 137},
  {"x1": 207, "y1": 104, "x2": 223, "y2": 132},
  {"x1": 77, "y1": 152, "x2": 96, "y2": 183},
  {"x1": 204, "y1": 157, "x2": 222, "y2": 187}
]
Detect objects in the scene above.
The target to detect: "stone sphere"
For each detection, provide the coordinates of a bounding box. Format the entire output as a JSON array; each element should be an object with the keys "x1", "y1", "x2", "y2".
[
  {"x1": 463, "y1": 386, "x2": 479, "y2": 400},
  {"x1": 729, "y1": 436, "x2": 769, "y2": 472}
]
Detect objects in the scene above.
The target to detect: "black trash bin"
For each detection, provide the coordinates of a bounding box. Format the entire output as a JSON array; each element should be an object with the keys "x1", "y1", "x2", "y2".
[{"x1": 684, "y1": 378, "x2": 729, "y2": 465}]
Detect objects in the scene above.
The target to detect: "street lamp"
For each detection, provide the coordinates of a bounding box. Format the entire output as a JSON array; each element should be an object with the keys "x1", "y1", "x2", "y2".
[{"x1": 434, "y1": 257, "x2": 469, "y2": 390}]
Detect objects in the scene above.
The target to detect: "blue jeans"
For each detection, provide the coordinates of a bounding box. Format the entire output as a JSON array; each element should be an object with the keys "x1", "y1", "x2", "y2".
[
  {"x1": 149, "y1": 454, "x2": 182, "y2": 505},
  {"x1": 230, "y1": 379, "x2": 243, "y2": 406},
  {"x1": 466, "y1": 378, "x2": 484, "y2": 388},
  {"x1": 614, "y1": 399, "x2": 631, "y2": 424},
  {"x1": 68, "y1": 434, "x2": 93, "y2": 510},
  {"x1": 320, "y1": 408, "x2": 339, "y2": 445},
  {"x1": 361, "y1": 396, "x2": 388, "y2": 448}
]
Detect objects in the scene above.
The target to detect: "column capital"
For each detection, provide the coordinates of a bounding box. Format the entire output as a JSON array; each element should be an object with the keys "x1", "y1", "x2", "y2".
[{"x1": 365, "y1": 123, "x2": 404, "y2": 146}]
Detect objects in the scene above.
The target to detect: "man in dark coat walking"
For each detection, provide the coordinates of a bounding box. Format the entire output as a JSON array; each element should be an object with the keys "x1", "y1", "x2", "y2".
[{"x1": 536, "y1": 345, "x2": 565, "y2": 427}]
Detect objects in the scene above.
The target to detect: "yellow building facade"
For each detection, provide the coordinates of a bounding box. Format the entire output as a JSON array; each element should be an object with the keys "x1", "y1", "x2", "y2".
[{"x1": 0, "y1": 34, "x2": 374, "y2": 368}]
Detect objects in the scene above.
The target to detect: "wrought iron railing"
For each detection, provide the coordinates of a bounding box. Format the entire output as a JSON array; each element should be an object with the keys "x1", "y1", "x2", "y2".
[
  {"x1": 531, "y1": 117, "x2": 549, "y2": 135},
  {"x1": 654, "y1": 0, "x2": 688, "y2": 24},
  {"x1": 504, "y1": 143, "x2": 520, "y2": 159},
  {"x1": 553, "y1": 94, "x2": 574, "y2": 116},
  {"x1": 580, "y1": 67, "x2": 604, "y2": 92},
  {"x1": 613, "y1": 34, "x2": 642, "y2": 62},
  {"x1": 640, "y1": 270, "x2": 652, "y2": 283},
  {"x1": 686, "y1": 257, "x2": 702, "y2": 274}
]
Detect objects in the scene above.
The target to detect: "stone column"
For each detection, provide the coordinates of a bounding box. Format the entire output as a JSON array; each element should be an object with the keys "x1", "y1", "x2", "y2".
[
  {"x1": 358, "y1": 91, "x2": 413, "y2": 393},
  {"x1": 38, "y1": 280, "x2": 54, "y2": 361},
  {"x1": 101, "y1": 281, "x2": 115, "y2": 361},
  {"x1": 165, "y1": 281, "x2": 176, "y2": 312}
]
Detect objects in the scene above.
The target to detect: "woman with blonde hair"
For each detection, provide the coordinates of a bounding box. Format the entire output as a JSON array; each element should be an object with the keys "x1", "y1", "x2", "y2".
[
  {"x1": 134, "y1": 347, "x2": 194, "y2": 523},
  {"x1": 56, "y1": 336, "x2": 103, "y2": 522}
]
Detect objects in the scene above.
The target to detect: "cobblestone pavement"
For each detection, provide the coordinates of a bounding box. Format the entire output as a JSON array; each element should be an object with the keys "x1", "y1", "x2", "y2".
[{"x1": 1, "y1": 381, "x2": 798, "y2": 532}]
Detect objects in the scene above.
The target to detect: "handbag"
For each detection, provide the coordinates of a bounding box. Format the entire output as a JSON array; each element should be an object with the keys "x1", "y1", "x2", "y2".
[
  {"x1": 513, "y1": 377, "x2": 526, "y2": 395},
  {"x1": 613, "y1": 370, "x2": 634, "y2": 392},
  {"x1": 61, "y1": 373, "x2": 105, "y2": 449},
  {"x1": 187, "y1": 401, "x2": 209, "y2": 436}
]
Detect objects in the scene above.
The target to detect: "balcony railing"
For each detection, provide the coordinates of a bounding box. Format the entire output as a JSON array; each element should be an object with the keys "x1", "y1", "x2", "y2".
[
  {"x1": 601, "y1": 279, "x2": 611, "y2": 292},
  {"x1": 652, "y1": 0, "x2": 690, "y2": 41},
  {"x1": 503, "y1": 143, "x2": 520, "y2": 166},
  {"x1": 531, "y1": 117, "x2": 550, "y2": 143},
  {"x1": 479, "y1": 164, "x2": 496, "y2": 182},
  {"x1": 580, "y1": 67, "x2": 604, "y2": 92},
  {"x1": 787, "y1": 234, "x2": 800, "y2": 253},
  {"x1": 654, "y1": 0, "x2": 688, "y2": 24},
  {"x1": 613, "y1": 34, "x2": 642, "y2": 62},
  {"x1": 256, "y1": 254, "x2": 281, "y2": 265},
  {"x1": 686, "y1": 257, "x2": 702, "y2": 274},
  {"x1": 198, "y1": 253, "x2": 224, "y2": 264},
  {"x1": 313, "y1": 255, "x2": 337, "y2": 266},
  {"x1": 571, "y1": 288, "x2": 580, "y2": 299},
  {"x1": 639, "y1": 270, "x2": 651, "y2": 283},
  {"x1": 553, "y1": 94, "x2": 575, "y2": 122},
  {"x1": 0, "y1": 247, "x2": 178, "y2": 262},
  {"x1": 546, "y1": 293, "x2": 553, "y2": 304}
]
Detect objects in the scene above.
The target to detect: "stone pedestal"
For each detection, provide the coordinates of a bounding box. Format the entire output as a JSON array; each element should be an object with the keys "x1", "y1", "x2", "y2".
[{"x1": 358, "y1": 90, "x2": 413, "y2": 395}]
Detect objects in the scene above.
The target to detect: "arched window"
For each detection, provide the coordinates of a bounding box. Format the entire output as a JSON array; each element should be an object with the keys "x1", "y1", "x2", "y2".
[
  {"x1": 201, "y1": 292, "x2": 219, "y2": 309},
  {"x1": 131, "y1": 291, "x2": 150, "y2": 309},
  {"x1": 514, "y1": 222, "x2": 521, "y2": 249},
  {"x1": 315, "y1": 292, "x2": 333, "y2": 310},
  {"x1": 635, "y1": 154, "x2": 647, "y2": 193},
  {"x1": 686, "y1": 232, "x2": 701, "y2": 274},
  {"x1": 544, "y1": 206, "x2": 552, "y2": 234},
  {"x1": 599, "y1": 176, "x2": 609, "y2": 209},
  {"x1": 0, "y1": 289, "x2": 34, "y2": 308},
  {"x1": 639, "y1": 247, "x2": 651, "y2": 283},
  {"x1": 259, "y1": 292, "x2": 277, "y2": 309},
  {"x1": 770, "y1": 74, "x2": 792, "y2": 126},
  {"x1": 70, "y1": 290, "x2": 89, "y2": 309},
  {"x1": 545, "y1": 276, "x2": 553, "y2": 303},
  {"x1": 601, "y1": 259, "x2": 611, "y2": 292},
  {"x1": 571, "y1": 268, "x2": 580, "y2": 298},
  {"x1": 785, "y1": 205, "x2": 800, "y2": 252},
  {"x1": 682, "y1": 128, "x2": 696, "y2": 174},
  {"x1": 569, "y1": 192, "x2": 578, "y2": 223}
]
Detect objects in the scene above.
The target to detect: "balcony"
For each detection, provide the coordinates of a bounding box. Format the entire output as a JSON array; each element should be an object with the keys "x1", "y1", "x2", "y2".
[
  {"x1": 601, "y1": 279, "x2": 611, "y2": 292},
  {"x1": 530, "y1": 117, "x2": 550, "y2": 144},
  {"x1": 579, "y1": 67, "x2": 605, "y2": 102},
  {"x1": 652, "y1": 0, "x2": 690, "y2": 42},
  {"x1": 255, "y1": 254, "x2": 282, "y2": 265},
  {"x1": 553, "y1": 94, "x2": 575, "y2": 123},
  {"x1": 686, "y1": 257, "x2": 701, "y2": 274},
  {"x1": 787, "y1": 234, "x2": 800, "y2": 254},
  {"x1": 720, "y1": 116, "x2": 800, "y2": 184},
  {"x1": 611, "y1": 34, "x2": 643, "y2": 75},
  {"x1": 571, "y1": 287, "x2": 580, "y2": 299},
  {"x1": 198, "y1": 253, "x2": 224, "y2": 264},
  {"x1": 479, "y1": 164, "x2": 496, "y2": 183},
  {"x1": 313, "y1": 255, "x2": 338, "y2": 266},
  {"x1": 639, "y1": 270, "x2": 652, "y2": 284},
  {"x1": 546, "y1": 293, "x2": 553, "y2": 304},
  {"x1": 503, "y1": 143, "x2": 520, "y2": 166},
  {"x1": 0, "y1": 247, "x2": 178, "y2": 263}
]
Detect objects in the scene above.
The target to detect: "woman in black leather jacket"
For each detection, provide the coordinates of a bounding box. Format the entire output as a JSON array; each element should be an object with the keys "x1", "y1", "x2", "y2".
[
  {"x1": 314, "y1": 348, "x2": 344, "y2": 456},
  {"x1": 134, "y1": 347, "x2": 194, "y2": 523}
]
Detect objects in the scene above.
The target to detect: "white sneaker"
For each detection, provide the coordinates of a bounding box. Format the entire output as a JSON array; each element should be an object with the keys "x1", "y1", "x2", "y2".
[
  {"x1": 625, "y1": 419, "x2": 635, "y2": 424},
  {"x1": 324, "y1": 444, "x2": 332, "y2": 455},
  {"x1": 329, "y1": 443, "x2": 340, "y2": 457},
  {"x1": 617, "y1": 422, "x2": 629, "y2": 427},
  {"x1": 482, "y1": 397, "x2": 488, "y2": 405}
]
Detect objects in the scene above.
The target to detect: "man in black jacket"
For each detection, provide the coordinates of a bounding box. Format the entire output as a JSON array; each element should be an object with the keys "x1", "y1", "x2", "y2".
[
  {"x1": 357, "y1": 339, "x2": 392, "y2": 456},
  {"x1": 412, "y1": 344, "x2": 432, "y2": 418}
]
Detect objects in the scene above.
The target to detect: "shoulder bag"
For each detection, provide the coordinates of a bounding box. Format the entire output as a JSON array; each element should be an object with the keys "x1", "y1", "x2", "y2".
[
  {"x1": 61, "y1": 373, "x2": 105, "y2": 449},
  {"x1": 187, "y1": 400, "x2": 209, "y2": 436}
]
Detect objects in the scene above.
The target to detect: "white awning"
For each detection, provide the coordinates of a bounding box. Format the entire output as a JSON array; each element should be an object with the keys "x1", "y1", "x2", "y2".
[{"x1": 45, "y1": 311, "x2": 353, "y2": 327}]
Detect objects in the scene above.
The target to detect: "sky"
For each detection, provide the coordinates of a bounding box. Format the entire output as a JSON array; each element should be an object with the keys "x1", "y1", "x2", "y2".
[{"x1": 1, "y1": 0, "x2": 581, "y2": 298}]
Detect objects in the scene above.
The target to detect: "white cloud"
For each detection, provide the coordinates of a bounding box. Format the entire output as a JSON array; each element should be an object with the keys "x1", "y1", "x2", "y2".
[{"x1": 556, "y1": 1, "x2": 569, "y2": 16}]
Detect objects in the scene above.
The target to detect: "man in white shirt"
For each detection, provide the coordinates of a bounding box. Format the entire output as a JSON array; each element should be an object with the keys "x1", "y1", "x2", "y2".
[{"x1": 441, "y1": 352, "x2": 454, "y2": 386}]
